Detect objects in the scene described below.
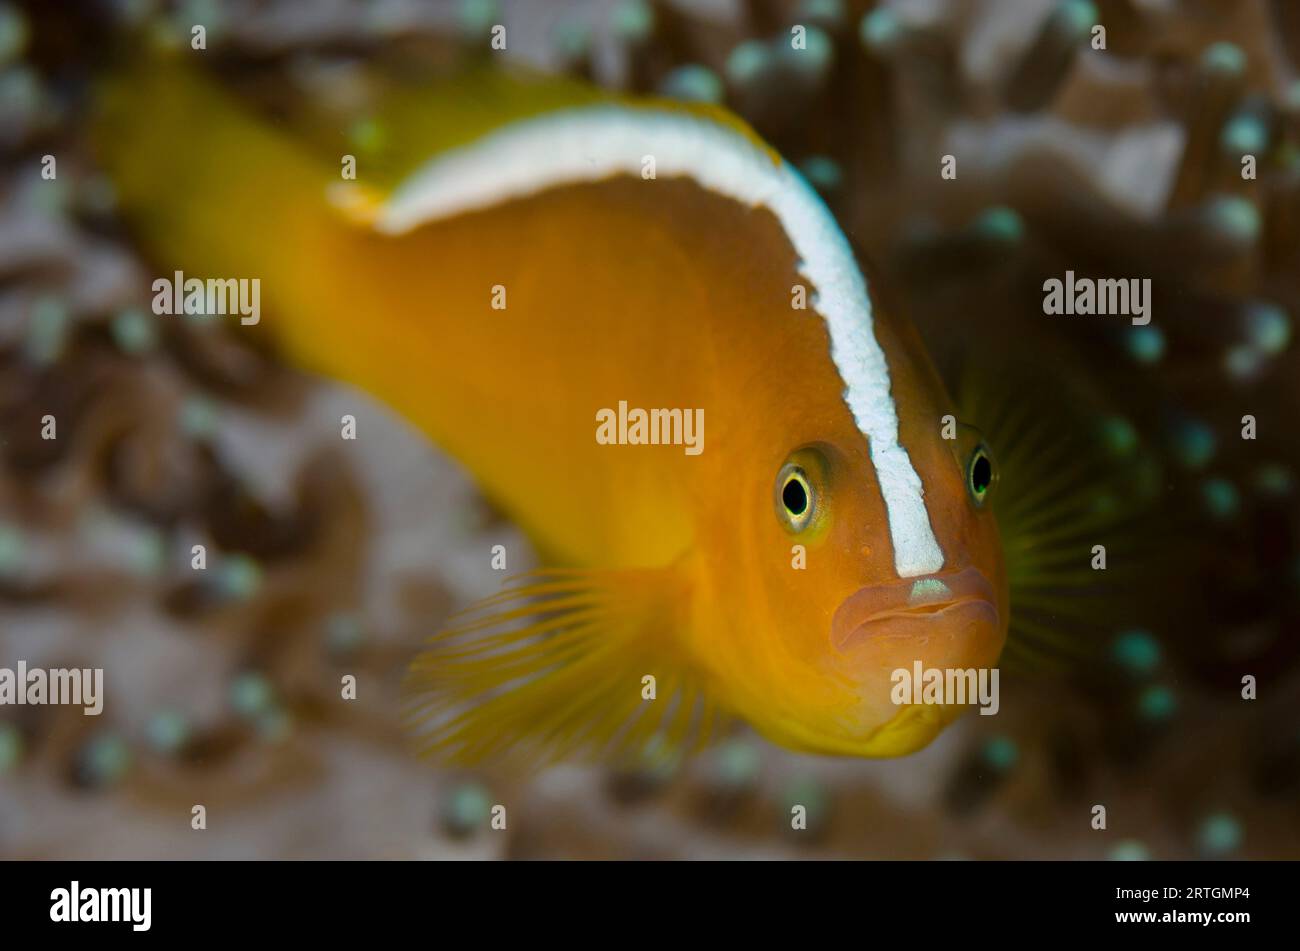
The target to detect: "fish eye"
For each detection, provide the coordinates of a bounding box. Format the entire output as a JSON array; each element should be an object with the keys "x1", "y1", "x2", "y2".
[
  {"x1": 967, "y1": 444, "x2": 995, "y2": 506},
  {"x1": 781, "y1": 468, "x2": 812, "y2": 524},
  {"x1": 775, "y1": 448, "x2": 829, "y2": 534}
]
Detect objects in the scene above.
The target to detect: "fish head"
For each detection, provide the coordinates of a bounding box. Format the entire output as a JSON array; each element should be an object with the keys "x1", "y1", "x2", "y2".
[{"x1": 754, "y1": 356, "x2": 1008, "y2": 757}]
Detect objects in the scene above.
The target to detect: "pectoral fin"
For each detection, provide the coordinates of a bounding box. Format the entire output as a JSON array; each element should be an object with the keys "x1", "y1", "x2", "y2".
[{"x1": 404, "y1": 568, "x2": 720, "y2": 768}]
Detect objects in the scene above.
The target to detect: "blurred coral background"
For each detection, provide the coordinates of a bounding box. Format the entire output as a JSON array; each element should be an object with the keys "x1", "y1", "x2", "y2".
[{"x1": 0, "y1": 0, "x2": 1297, "y2": 858}]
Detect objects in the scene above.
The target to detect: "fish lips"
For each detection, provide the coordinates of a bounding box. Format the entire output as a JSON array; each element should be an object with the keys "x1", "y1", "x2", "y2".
[{"x1": 831, "y1": 566, "x2": 1001, "y2": 654}]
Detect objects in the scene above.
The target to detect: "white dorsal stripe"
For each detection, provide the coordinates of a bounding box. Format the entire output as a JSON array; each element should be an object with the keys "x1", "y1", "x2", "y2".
[{"x1": 377, "y1": 106, "x2": 945, "y2": 578}]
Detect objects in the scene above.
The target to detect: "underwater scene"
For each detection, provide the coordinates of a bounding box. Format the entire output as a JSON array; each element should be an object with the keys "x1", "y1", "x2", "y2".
[{"x1": 0, "y1": 0, "x2": 1298, "y2": 866}]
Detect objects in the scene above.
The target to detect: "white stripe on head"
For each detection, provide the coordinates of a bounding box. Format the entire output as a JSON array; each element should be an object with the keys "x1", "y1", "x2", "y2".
[{"x1": 378, "y1": 106, "x2": 945, "y2": 577}]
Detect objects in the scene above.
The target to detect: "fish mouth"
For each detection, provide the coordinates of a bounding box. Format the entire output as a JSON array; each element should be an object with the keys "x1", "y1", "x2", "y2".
[{"x1": 831, "y1": 566, "x2": 1000, "y2": 652}]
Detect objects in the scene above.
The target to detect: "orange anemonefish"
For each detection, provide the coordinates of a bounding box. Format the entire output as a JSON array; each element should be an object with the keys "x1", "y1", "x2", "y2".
[{"x1": 95, "y1": 51, "x2": 1008, "y2": 764}]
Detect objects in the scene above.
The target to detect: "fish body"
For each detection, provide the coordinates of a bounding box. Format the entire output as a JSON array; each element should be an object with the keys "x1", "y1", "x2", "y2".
[{"x1": 97, "y1": 53, "x2": 1008, "y2": 762}]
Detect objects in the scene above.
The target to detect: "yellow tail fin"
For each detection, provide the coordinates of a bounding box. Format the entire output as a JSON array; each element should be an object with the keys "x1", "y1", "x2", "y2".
[{"x1": 94, "y1": 47, "x2": 346, "y2": 320}]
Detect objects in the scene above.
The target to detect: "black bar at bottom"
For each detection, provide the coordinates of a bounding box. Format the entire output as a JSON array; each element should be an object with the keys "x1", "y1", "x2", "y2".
[{"x1": 0, "y1": 858, "x2": 1284, "y2": 939}]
